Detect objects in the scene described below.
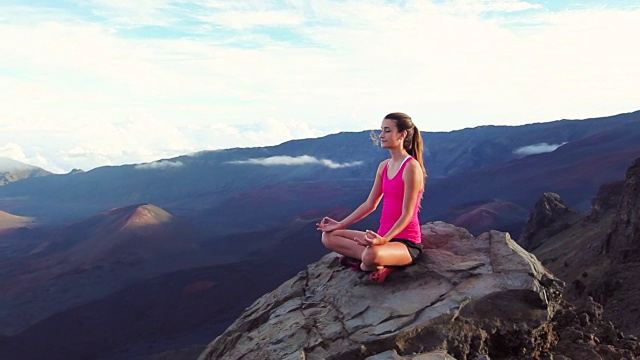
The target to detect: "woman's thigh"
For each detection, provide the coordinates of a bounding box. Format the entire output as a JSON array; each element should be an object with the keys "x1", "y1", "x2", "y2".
[
  {"x1": 330, "y1": 229, "x2": 366, "y2": 239},
  {"x1": 323, "y1": 229, "x2": 369, "y2": 246},
  {"x1": 322, "y1": 229, "x2": 367, "y2": 259}
]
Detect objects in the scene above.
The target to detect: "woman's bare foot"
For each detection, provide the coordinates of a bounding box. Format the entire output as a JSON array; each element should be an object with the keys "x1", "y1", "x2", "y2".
[{"x1": 360, "y1": 263, "x2": 380, "y2": 272}]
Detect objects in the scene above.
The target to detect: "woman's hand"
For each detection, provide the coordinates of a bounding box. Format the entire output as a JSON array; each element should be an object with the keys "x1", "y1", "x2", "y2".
[
  {"x1": 316, "y1": 217, "x2": 343, "y2": 232},
  {"x1": 353, "y1": 230, "x2": 386, "y2": 247}
]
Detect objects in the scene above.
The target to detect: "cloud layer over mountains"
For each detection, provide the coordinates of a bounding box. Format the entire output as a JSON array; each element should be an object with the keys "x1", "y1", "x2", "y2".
[
  {"x1": 513, "y1": 142, "x2": 567, "y2": 156},
  {"x1": 227, "y1": 155, "x2": 363, "y2": 169}
]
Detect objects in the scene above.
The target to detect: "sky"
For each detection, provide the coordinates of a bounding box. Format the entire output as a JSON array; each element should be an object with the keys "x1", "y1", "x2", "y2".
[{"x1": 1, "y1": 0, "x2": 639, "y2": 173}]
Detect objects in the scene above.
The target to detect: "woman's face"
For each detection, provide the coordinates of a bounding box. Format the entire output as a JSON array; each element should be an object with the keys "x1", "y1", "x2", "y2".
[{"x1": 379, "y1": 119, "x2": 403, "y2": 148}]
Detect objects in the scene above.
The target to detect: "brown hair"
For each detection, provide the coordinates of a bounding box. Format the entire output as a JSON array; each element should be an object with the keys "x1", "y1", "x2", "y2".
[{"x1": 384, "y1": 112, "x2": 427, "y2": 181}]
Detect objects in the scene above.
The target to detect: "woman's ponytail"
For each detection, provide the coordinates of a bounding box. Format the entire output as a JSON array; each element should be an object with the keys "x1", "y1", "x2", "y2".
[
  {"x1": 384, "y1": 112, "x2": 428, "y2": 185},
  {"x1": 411, "y1": 126, "x2": 427, "y2": 183}
]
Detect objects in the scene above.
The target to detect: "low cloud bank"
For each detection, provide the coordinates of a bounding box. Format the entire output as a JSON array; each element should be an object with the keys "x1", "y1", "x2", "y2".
[
  {"x1": 228, "y1": 155, "x2": 363, "y2": 169},
  {"x1": 513, "y1": 142, "x2": 567, "y2": 156},
  {"x1": 135, "y1": 160, "x2": 184, "y2": 170}
]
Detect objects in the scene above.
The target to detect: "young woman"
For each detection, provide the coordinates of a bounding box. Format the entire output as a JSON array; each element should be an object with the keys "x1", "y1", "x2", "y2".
[{"x1": 317, "y1": 112, "x2": 427, "y2": 283}]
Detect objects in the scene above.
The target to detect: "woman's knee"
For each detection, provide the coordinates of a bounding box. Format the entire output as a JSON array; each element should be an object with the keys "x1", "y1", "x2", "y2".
[
  {"x1": 321, "y1": 232, "x2": 335, "y2": 249},
  {"x1": 361, "y1": 246, "x2": 379, "y2": 266}
]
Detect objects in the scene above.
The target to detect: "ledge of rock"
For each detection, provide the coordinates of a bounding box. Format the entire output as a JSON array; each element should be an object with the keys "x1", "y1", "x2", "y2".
[{"x1": 198, "y1": 222, "x2": 635, "y2": 359}]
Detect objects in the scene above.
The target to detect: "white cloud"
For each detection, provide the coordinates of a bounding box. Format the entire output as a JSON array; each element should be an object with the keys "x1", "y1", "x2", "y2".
[
  {"x1": 0, "y1": 1, "x2": 639, "y2": 172},
  {"x1": 0, "y1": 112, "x2": 198, "y2": 173},
  {"x1": 54, "y1": 114, "x2": 196, "y2": 169},
  {"x1": 228, "y1": 155, "x2": 363, "y2": 169},
  {"x1": 439, "y1": 0, "x2": 543, "y2": 14},
  {"x1": 0, "y1": 143, "x2": 57, "y2": 172},
  {"x1": 198, "y1": 10, "x2": 305, "y2": 29},
  {"x1": 186, "y1": 119, "x2": 327, "y2": 152},
  {"x1": 0, "y1": 144, "x2": 29, "y2": 164},
  {"x1": 77, "y1": 0, "x2": 178, "y2": 27},
  {"x1": 135, "y1": 160, "x2": 184, "y2": 170},
  {"x1": 513, "y1": 142, "x2": 567, "y2": 156}
]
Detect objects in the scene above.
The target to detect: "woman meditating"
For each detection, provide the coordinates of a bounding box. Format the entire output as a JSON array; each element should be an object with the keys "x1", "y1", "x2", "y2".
[{"x1": 317, "y1": 112, "x2": 427, "y2": 283}]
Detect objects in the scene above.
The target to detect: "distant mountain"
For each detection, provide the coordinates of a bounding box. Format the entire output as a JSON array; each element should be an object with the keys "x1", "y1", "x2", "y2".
[
  {"x1": 0, "y1": 203, "x2": 215, "y2": 337},
  {"x1": 0, "y1": 210, "x2": 33, "y2": 229},
  {"x1": 0, "y1": 157, "x2": 52, "y2": 186},
  {"x1": 29, "y1": 204, "x2": 195, "y2": 263},
  {"x1": 443, "y1": 199, "x2": 530, "y2": 236},
  {"x1": 422, "y1": 117, "x2": 640, "y2": 234}
]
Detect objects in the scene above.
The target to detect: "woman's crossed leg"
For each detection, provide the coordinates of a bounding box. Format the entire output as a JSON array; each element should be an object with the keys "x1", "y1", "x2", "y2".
[{"x1": 321, "y1": 229, "x2": 413, "y2": 271}]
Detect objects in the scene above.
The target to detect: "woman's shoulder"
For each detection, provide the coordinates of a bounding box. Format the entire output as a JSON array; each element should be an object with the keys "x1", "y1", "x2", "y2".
[
  {"x1": 375, "y1": 159, "x2": 390, "y2": 174},
  {"x1": 377, "y1": 158, "x2": 391, "y2": 168},
  {"x1": 406, "y1": 157, "x2": 420, "y2": 169},
  {"x1": 403, "y1": 157, "x2": 424, "y2": 177}
]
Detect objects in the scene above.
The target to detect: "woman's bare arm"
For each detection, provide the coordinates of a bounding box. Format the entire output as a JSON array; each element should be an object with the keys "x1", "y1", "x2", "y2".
[{"x1": 318, "y1": 160, "x2": 387, "y2": 231}]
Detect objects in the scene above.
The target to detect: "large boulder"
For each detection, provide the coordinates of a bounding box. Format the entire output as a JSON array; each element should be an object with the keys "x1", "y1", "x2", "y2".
[{"x1": 199, "y1": 222, "x2": 566, "y2": 359}]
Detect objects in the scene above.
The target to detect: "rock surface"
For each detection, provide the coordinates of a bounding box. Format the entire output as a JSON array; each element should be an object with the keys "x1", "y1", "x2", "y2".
[
  {"x1": 588, "y1": 180, "x2": 625, "y2": 222},
  {"x1": 519, "y1": 192, "x2": 581, "y2": 251},
  {"x1": 603, "y1": 158, "x2": 640, "y2": 263},
  {"x1": 587, "y1": 157, "x2": 640, "y2": 340},
  {"x1": 200, "y1": 221, "x2": 640, "y2": 359},
  {"x1": 551, "y1": 296, "x2": 640, "y2": 360},
  {"x1": 199, "y1": 222, "x2": 566, "y2": 360}
]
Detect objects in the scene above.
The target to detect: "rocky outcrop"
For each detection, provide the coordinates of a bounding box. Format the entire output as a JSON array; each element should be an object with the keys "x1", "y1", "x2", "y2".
[
  {"x1": 199, "y1": 222, "x2": 567, "y2": 359},
  {"x1": 582, "y1": 158, "x2": 640, "y2": 338},
  {"x1": 519, "y1": 193, "x2": 581, "y2": 251},
  {"x1": 588, "y1": 180, "x2": 625, "y2": 222},
  {"x1": 528, "y1": 158, "x2": 640, "y2": 341},
  {"x1": 603, "y1": 158, "x2": 640, "y2": 263}
]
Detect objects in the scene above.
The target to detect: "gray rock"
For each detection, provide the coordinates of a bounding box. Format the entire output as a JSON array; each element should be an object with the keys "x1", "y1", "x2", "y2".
[
  {"x1": 199, "y1": 222, "x2": 564, "y2": 360},
  {"x1": 603, "y1": 157, "x2": 640, "y2": 262}
]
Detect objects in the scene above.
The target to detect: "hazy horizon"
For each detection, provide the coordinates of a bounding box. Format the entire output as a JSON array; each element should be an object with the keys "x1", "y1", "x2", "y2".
[{"x1": 1, "y1": 109, "x2": 635, "y2": 174}]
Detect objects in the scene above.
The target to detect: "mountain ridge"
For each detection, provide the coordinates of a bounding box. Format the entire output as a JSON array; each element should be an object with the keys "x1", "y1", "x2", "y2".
[{"x1": 0, "y1": 157, "x2": 52, "y2": 186}]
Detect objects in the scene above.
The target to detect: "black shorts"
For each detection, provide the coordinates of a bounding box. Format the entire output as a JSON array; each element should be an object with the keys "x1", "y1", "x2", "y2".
[{"x1": 389, "y1": 238, "x2": 423, "y2": 263}]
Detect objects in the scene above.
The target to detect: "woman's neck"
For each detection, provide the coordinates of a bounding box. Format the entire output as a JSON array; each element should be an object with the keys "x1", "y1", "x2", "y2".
[{"x1": 388, "y1": 147, "x2": 409, "y2": 161}]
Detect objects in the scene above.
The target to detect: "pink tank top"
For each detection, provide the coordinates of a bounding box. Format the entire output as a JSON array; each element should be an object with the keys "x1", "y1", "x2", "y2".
[{"x1": 377, "y1": 156, "x2": 423, "y2": 243}]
